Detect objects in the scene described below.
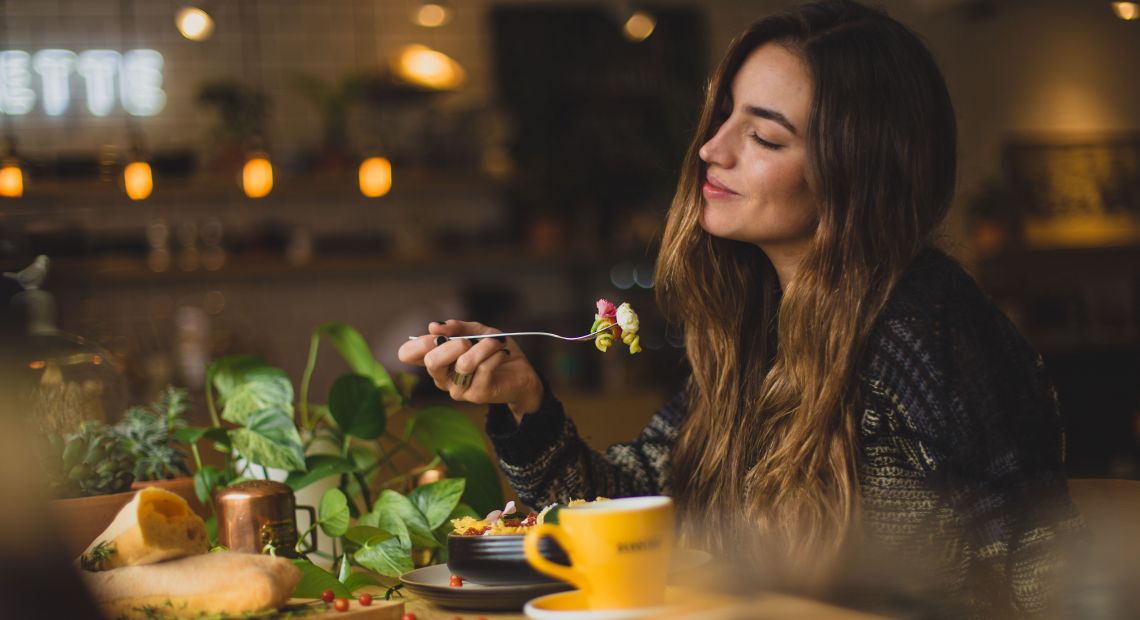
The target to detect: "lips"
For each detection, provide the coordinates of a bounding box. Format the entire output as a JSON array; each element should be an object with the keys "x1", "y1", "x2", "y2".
[{"x1": 702, "y1": 175, "x2": 739, "y2": 200}]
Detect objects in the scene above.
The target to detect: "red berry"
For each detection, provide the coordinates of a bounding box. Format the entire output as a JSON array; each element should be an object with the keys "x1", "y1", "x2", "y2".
[
  {"x1": 449, "y1": 575, "x2": 463, "y2": 587},
  {"x1": 320, "y1": 589, "x2": 335, "y2": 603},
  {"x1": 357, "y1": 593, "x2": 373, "y2": 606},
  {"x1": 401, "y1": 615, "x2": 418, "y2": 620},
  {"x1": 333, "y1": 598, "x2": 350, "y2": 612}
]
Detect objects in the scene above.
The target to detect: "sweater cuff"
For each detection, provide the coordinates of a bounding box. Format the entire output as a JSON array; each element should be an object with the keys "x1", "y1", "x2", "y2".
[{"x1": 485, "y1": 376, "x2": 568, "y2": 466}]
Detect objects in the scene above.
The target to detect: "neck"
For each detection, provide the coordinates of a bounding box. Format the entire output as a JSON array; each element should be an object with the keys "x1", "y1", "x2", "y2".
[{"x1": 761, "y1": 241, "x2": 809, "y2": 290}]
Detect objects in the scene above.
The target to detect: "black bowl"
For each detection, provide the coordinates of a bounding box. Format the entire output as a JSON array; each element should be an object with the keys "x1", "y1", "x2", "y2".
[{"x1": 446, "y1": 533, "x2": 570, "y2": 586}]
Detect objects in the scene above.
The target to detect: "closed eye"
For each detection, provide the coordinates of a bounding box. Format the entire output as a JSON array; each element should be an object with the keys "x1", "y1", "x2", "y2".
[{"x1": 750, "y1": 133, "x2": 784, "y2": 150}]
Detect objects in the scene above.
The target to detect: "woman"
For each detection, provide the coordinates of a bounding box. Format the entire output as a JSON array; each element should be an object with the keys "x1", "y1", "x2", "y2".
[{"x1": 398, "y1": 0, "x2": 1082, "y2": 615}]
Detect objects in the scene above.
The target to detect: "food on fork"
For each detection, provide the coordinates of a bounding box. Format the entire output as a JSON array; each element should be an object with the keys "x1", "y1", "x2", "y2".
[{"x1": 591, "y1": 299, "x2": 641, "y2": 354}]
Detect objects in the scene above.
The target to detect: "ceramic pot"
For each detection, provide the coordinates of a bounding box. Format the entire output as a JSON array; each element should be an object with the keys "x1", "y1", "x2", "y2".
[{"x1": 51, "y1": 489, "x2": 137, "y2": 559}]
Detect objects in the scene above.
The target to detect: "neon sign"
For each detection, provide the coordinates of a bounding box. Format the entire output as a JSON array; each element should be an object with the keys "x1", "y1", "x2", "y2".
[{"x1": 0, "y1": 49, "x2": 165, "y2": 117}]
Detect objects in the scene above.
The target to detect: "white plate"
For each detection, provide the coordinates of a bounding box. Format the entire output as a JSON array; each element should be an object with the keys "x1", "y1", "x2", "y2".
[{"x1": 524, "y1": 589, "x2": 674, "y2": 620}]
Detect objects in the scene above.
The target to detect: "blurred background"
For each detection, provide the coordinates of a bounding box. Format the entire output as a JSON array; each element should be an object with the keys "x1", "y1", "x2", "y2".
[{"x1": 1, "y1": 0, "x2": 1138, "y2": 478}]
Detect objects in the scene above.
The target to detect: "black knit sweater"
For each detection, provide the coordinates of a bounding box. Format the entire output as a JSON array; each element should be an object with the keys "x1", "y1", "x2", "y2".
[{"x1": 484, "y1": 249, "x2": 1083, "y2": 617}]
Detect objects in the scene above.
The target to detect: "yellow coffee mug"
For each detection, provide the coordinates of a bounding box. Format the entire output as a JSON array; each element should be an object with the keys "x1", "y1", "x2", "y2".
[{"x1": 524, "y1": 496, "x2": 674, "y2": 610}]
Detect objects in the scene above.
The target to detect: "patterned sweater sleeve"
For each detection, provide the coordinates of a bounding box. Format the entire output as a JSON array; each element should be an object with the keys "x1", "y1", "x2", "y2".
[
  {"x1": 866, "y1": 293, "x2": 1084, "y2": 616},
  {"x1": 484, "y1": 380, "x2": 687, "y2": 509}
]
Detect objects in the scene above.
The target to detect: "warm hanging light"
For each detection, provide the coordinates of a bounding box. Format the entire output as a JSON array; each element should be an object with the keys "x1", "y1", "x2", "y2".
[
  {"x1": 413, "y1": 2, "x2": 452, "y2": 28},
  {"x1": 394, "y1": 44, "x2": 465, "y2": 90},
  {"x1": 242, "y1": 153, "x2": 273, "y2": 198},
  {"x1": 176, "y1": 7, "x2": 215, "y2": 41},
  {"x1": 623, "y1": 11, "x2": 657, "y2": 42},
  {"x1": 0, "y1": 159, "x2": 23, "y2": 198},
  {"x1": 1112, "y1": 1, "x2": 1140, "y2": 20},
  {"x1": 359, "y1": 156, "x2": 392, "y2": 198},
  {"x1": 123, "y1": 160, "x2": 153, "y2": 200}
]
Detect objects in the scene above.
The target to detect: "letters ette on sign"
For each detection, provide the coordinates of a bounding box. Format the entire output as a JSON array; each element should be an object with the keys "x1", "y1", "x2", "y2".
[{"x1": 0, "y1": 49, "x2": 165, "y2": 117}]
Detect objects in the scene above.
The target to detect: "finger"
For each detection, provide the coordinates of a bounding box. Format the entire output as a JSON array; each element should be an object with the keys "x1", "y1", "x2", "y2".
[
  {"x1": 397, "y1": 334, "x2": 439, "y2": 366},
  {"x1": 453, "y1": 336, "x2": 508, "y2": 375},
  {"x1": 460, "y1": 348, "x2": 515, "y2": 402},
  {"x1": 431, "y1": 320, "x2": 495, "y2": 339},
  {"x1": 424, "y1": 338, "x2": 471, "y2": 390}
]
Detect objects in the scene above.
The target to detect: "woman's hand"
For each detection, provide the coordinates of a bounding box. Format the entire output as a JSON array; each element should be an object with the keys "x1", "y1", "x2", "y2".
[{"x1": 397, "y1": 320, "x2": 543, "y2": 422}]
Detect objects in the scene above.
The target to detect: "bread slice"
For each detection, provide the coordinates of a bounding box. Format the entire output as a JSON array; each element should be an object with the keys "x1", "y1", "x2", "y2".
[
  {"x1": 82, "y1": 551, "x2": 300, "y2": 619},
  {"x1": 79, "y1": 486, "x2": 208, "y2": 571}
]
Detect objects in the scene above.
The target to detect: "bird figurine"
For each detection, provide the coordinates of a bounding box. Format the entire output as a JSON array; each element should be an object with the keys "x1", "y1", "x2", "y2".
[{"x1": 3, "y1": 255, "x2": 50, "y2": 290}]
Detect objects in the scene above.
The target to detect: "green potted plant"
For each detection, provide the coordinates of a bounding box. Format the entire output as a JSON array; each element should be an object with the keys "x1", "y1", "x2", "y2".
[
  {"x1": 39, "y1": 420, "x2": 139, "y2": 558},
  {"x1": 116, "y1": 386, "x2": 207, "y2": 518},
  {"x1": 181, "y1": 321, "x2": 503, "y2": 597}
]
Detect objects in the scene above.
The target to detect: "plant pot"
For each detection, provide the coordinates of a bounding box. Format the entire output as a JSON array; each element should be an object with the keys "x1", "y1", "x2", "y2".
[
  {"x1": 131, "y1": 476, "x2": 209, "y2": 520},
  {"x1": 51, "y1": 489, "x2": 137, "y2": 560}
]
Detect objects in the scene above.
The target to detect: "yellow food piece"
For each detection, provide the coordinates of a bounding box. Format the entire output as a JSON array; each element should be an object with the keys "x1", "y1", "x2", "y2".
[
  {"x1": 82, "y1": 551, "x2": 300, "y2": 619},
  {"x1": 80, "y1": 487, "x2": 209, "y2": 571}
]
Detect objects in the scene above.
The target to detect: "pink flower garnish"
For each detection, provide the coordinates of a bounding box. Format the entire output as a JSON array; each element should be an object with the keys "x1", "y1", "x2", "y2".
[{"x1": 595, "y1": 299, "x2": 616, "y2": 319}]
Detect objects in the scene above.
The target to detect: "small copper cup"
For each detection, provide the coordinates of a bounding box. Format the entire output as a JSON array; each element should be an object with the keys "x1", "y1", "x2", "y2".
[{"x1": 216, "y1": 480, "x2": 317, "y2": 557}]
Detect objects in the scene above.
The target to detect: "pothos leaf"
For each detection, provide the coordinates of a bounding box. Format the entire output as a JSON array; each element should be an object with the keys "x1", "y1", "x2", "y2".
[
  {"x1": 290, "y1": 559, "x2": 351, "y2": 599},
  {"x1": 318, "y1": 488, "x2": 350, "y2": 538},
  {"x1": 354, "y1": 537, "x2": 413, "y2": 578}
]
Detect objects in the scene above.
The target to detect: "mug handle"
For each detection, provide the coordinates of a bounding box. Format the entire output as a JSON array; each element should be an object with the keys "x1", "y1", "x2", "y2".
[
  {"x1": 296, "y1": 505, "x2": 318, "y2": 555},
  {"x1": 524, "y1": 524, "x2": 589, "y2": 593}
]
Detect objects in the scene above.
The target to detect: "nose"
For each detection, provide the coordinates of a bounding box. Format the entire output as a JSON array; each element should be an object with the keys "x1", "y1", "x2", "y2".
[{"x1": 698, "y1": 122, "x2": 733, "y2": 168}]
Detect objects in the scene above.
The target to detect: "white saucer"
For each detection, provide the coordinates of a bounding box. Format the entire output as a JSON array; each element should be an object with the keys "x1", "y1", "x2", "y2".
[{"x1": 524, "y1": 590, "x2": 673, "y2": 620}]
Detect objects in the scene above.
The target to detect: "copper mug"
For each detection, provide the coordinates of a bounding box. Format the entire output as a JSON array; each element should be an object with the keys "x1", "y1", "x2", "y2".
[{"x1": 216, "y1": 480, "x2": 317, "y2": 557}]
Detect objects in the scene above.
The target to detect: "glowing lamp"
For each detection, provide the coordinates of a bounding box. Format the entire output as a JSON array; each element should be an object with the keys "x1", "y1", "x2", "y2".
[
  {"x1": 1112, "y1": 1, "x2": 1139, "y2": 20},
  {"x1": 395, "y1": 45, "x2": 465, "y2": 90},
  {"x1": 242, "y1": 154, "x2": 273, "y2": 198},
  {"x1": 413, "y1": 2, "x2": 452, "y2": 28},
  {"x1": 0, "y1": 160, "x2": 23, "y2": 197},
  {"x1": 176, "y1": 7, "x2": 215, "y2": 41},
  {"x1": 623, "y1": 11, "x2": 657, "y2": 42},
  {"x1": 123, "y1": 161, "x2": 153, "y2": 200},
  {"x1": 359, "y1": 156, "x2": 392, "y2": 198}
]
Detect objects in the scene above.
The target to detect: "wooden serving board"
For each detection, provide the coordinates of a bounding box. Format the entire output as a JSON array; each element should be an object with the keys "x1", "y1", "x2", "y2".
[{"x1": 287, "y1": 598, "x2": 404, "y2": 619}]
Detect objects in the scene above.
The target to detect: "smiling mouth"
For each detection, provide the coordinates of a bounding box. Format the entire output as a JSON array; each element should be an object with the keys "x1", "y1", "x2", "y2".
[{"x1": 702, "y1": 176, "x2": 739, "y2": 199}]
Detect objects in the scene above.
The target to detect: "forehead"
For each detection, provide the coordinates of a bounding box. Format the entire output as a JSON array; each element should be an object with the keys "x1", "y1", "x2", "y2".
[{"x1": 730, "y1": 43, "x2": 812, "y2": 127}]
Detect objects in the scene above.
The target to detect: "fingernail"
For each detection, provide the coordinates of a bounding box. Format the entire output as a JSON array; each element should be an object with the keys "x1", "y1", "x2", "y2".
[
  {"x1": 494, "y1": 336, "x2": 506, "y2": 344},
  {"x1": 434, "y1": 336, "x2": 448, "y2": 346}
]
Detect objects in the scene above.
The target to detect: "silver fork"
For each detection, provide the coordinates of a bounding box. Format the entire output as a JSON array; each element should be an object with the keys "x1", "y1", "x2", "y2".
[{"x1": 407, "y1": 324, "x2": 619, "y2": 342}]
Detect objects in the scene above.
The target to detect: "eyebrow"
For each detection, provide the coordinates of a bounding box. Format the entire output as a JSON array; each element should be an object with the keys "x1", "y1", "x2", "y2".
[{"x1": 745, "y1": 105, "x2": 798, "y2": 136}]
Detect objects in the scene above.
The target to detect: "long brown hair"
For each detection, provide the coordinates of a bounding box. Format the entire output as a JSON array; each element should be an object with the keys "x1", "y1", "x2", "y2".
[{"x1": 658, "y1": 0, "x2": 957, "y2": 578}]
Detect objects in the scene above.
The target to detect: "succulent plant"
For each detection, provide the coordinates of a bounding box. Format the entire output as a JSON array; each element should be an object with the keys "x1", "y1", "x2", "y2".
[
  {"x1": 42, "y1": 421, "x2": 136, "y2": 498},
  {"x1": 115, "y1": 386, "x2": 191, "y2": 482}
]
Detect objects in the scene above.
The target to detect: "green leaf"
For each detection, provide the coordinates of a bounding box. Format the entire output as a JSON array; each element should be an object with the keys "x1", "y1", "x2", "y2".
[
  {"x1": 343, "y1": 571, "x2": 383, "y2": 594},
  {"x1": 174, "y1": 426, "x2": 210, "y2": 445},
  {"x1": 354, "y1": 537, "x2": 413, "y2": 578},
  {"x1": 337, "y1": 556, "x2": 351, "y2": 583},
  {"x1": 228, "y1": 408, "x2": 306, "y2": 472},
  {"x1": 291, "y1": 559, "x2": 352, "y2": 599},
  {"x1": 221, "y1": 373, "x2": 294, "y2": 426},
  {"x1": 360, "y1": 503, "x2": 411, "y2": 549},
  {"x1": 345, "y1": 525, "x2": 396, "y2": 547},
  {"x1": 194, "y1": 466, "x2": 222, "y2": 505},
  {"x1": 328, "y1": 374, "x2": 385, "y2": 439},
  {"x1": 315, "y1": 322, "x2": 399, "y2": 402},
  {"x1": 349, "y1": 446, "x2": 379, "y2": 472},
  {"x1": 371, "y1": 489, "x2": 437, "y2": 549},
  {"x1": 318, "y1": 488, "x2": 350, "y2": 537},
  {"x1": 409, "y1": 406, "x2": 488, "y2": 455},
  {"x1": 543, "y1": 504, "x2": 565, "y2": 525},
  {"x1": 208, "y1": 356, "x2": 275, "y2": 405},
  {"x1": 409, "y1": 478, "x2": 466, "y2": 530},
  {"x1": 285, "y1": 455, "x2": 356, "y2": 492},
  {"x1": 439, "y1": 445, "x2": 504, "y2": 516}
]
